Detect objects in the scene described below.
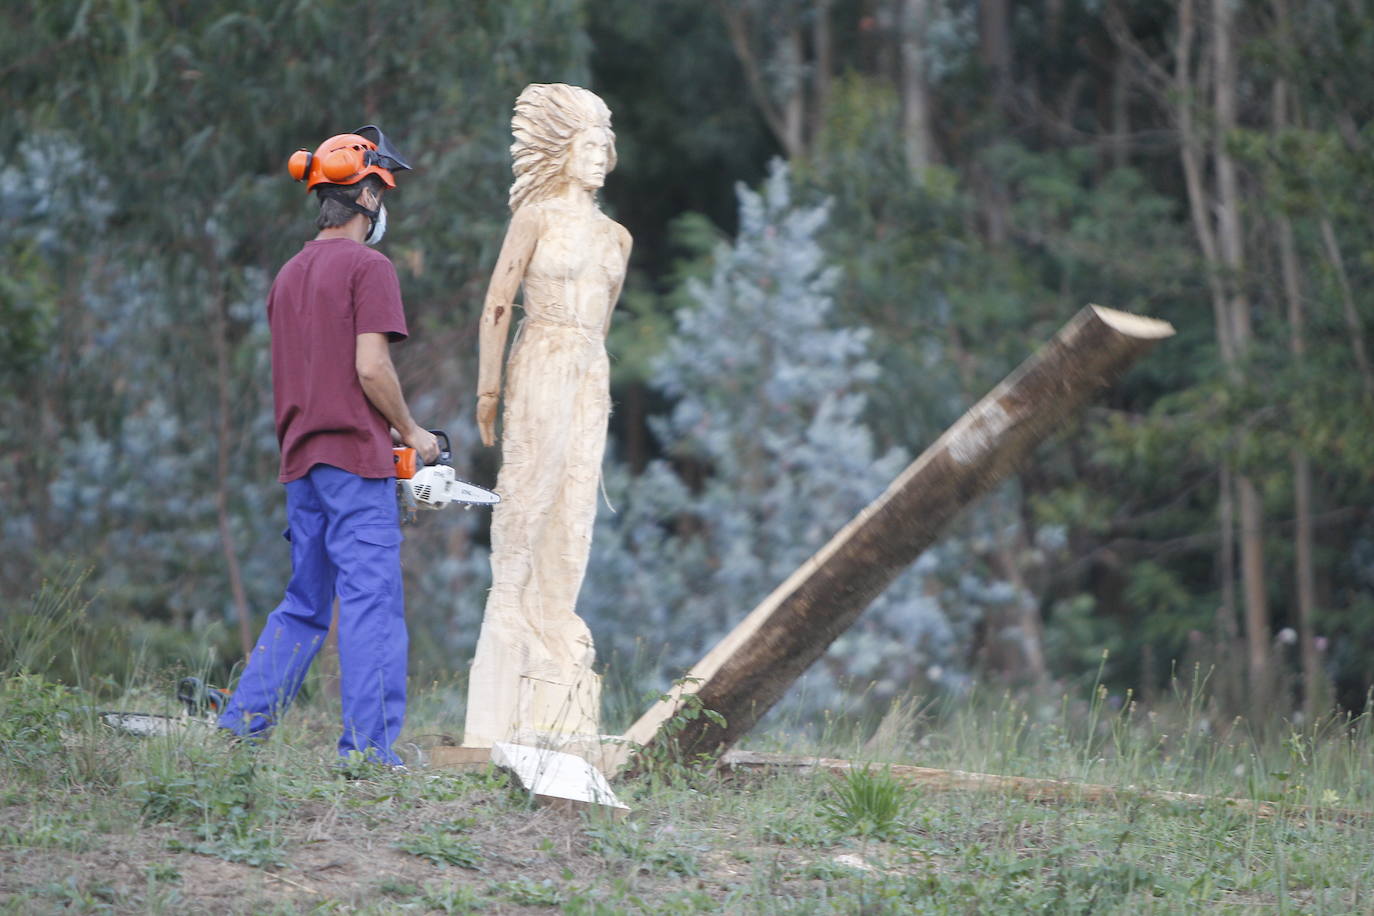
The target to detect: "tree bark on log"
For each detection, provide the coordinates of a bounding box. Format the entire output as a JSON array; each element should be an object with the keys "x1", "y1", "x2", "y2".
[{"x1": 621, "y1": 305, "x2": 1174, "y2": 769}]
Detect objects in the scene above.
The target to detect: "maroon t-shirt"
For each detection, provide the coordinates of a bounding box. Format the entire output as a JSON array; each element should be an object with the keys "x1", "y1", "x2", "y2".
[{"x1": 268, "y1": 238, "x2": 408, "y2": 483}]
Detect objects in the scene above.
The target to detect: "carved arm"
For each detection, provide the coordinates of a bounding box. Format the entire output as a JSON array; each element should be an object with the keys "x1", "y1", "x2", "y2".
[{"x1": 476, "y1": 205, "x2": 540, "y2": 446}]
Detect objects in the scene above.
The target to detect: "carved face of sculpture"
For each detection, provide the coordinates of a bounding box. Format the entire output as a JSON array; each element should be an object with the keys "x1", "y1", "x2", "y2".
[{"x1": 564, "y1": 126, "x2": 612, "y2": 191}]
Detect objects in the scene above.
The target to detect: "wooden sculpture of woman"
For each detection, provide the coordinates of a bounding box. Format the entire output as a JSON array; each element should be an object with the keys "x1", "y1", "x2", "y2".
[{"x1": 464, "y1": 84, "x2": 632, "y2": 747}]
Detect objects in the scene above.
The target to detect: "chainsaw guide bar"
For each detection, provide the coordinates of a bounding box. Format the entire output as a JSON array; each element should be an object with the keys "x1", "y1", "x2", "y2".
[
  {"x1": 394, "y1": 429, "x2": 499, "y2": 523},
  {"x1": 99, "y1": 712, "x2": 214, "y2": 737},
  {"x1": 98, "y1": 677, "x2": 229, "y2": 737}
]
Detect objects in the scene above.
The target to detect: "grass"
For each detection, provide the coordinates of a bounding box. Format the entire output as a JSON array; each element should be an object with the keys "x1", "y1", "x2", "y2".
[
  {"x1": 3, "y1": 672, "x2": 1373, "y2": 913},
  {"x1": 819, "y1": 766, "x2": 917, "y2": 840},
  {"x1": 396, "y1": 820, "x2": 485, "y2": 870},
  {"x1": 3, "y1": 593, "x2": 1374, "y2": 913}
]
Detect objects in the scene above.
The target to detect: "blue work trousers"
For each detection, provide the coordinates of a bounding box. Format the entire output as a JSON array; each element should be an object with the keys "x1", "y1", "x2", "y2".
[{"x1": 218, "y1": 464, "x2": 408, "y2": 765}]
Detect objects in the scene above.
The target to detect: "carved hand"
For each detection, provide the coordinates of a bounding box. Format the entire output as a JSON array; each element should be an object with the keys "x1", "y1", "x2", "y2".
[{"x1": 476, "y1": 393, "x2": 499, "y2": 447}]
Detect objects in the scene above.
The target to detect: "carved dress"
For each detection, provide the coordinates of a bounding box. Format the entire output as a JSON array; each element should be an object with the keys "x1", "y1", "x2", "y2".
[{"x1": 465, "y1": 198, "x2": 625, "y2": 745}]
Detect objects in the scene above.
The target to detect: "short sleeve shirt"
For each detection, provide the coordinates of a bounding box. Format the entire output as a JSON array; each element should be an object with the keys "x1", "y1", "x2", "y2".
[{"x1": 268, "y1": 238, "x2": 408, "y2": 483}]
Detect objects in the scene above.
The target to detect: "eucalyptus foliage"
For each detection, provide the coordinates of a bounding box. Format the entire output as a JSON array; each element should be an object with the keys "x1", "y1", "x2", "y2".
[
  {"x1": 1, "y1": 1, "x2": 589, "y2": 666},
  {"x1": 4, "y1": 0, "x2": 1374, "y2": 718}
]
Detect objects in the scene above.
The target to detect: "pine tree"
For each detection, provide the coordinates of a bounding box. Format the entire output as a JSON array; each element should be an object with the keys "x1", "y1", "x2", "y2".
[{"x1": 583, "y1": 161, "x2": 997, "y2": 716}]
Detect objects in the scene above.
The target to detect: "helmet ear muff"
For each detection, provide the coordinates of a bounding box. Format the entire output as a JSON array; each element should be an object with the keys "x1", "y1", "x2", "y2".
[
  {"x1": 290, "y1": 130, "x2": 402, "y2": 191},
  {"x1": 321, "y1": 147, "x2": 363, "y2": 182},
  {"x1": 287, "y1": 149, "x2": 313, "y2": 182}
]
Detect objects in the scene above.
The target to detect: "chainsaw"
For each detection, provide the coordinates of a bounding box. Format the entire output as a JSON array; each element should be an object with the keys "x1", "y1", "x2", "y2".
[
  {"x1": 394, "y1": 429, "x2": 499, "y2": 523},
  {"x1": 98, "y1": 677, "x2": 230, "y2": 737}
]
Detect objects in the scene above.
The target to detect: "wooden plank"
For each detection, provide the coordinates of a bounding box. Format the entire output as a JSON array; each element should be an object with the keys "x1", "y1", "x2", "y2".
[
  {"x1": 424, "y1": 737, "x2": 623, "y2": 781},
  {"x1": 620, "y1": 306, "x2": 1175, "y2": 771},
  {"x1": 718, "y1": 750, "x2": 1374, "y2": 824},
  {"x1": 424, "y1": 745, "x2": 494, "y2": 771}
]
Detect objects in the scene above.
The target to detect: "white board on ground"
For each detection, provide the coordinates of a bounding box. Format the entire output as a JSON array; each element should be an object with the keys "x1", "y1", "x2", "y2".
[{"x1": 491, "y1": 742, "x2": 629, "y2": 816}]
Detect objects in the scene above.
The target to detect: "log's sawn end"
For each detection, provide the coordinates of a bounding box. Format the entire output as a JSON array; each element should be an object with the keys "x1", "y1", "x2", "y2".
[{"x1": 1088, "y1": 304, "x2": 1176, "y2": 339}]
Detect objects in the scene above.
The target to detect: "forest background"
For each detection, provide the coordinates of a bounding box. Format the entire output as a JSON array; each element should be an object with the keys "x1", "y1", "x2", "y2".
[{"x1": 2, "y1": 0, "x2": 1371, "y2": 733}]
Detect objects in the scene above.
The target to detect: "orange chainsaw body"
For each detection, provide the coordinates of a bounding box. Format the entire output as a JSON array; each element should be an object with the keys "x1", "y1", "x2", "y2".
[{"x1": 393, "y1": 447, "x2": 419, "y2": 480}]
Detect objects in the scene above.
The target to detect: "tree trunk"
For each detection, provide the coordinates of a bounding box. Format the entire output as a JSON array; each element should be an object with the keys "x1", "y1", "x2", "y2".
[
  {"x1": 1212, "y1": 0, "x2": 1270, "y2": 702},
  {"x1": 210, "y1": 270, "x2": 253, "y2": 659},
  {"x1": 980, "y1": 0, "x2": 1012, "y2": 108},
  {"x1": 1110, "y1": 27, "x2": 1130, "y2": 170},
  {"x1": 621, "y1": 306, "x2": 1174, "y2": 766},
  {"x1": 977, "y1": 0, "x2": 1013, "y2": 244},
  {"x1": 781, "y1": 27, "x2": 806, "y2": 160},
  {"x1": 1272, "y1": 58, "x2": 1322, "y2": 720},
  {"x1": 716, "y1": 2, "x2": 806, "y2": 160},
  {"x1": 992, "y1": 520, "x2": 1049, "y2": 689},
  {"x1": 1293, "y1": 449, "x2": 1319, "y2": 717},
  {"x1": 813, "y1": 0, "x2": 833, "y2": 150},
  {"x1": 1275, "y1": 220, "x2": 1312, "y2": 708},
  {"x1": 898, "y1": 0, "x2": 935, "y2": 175},
  {"x1": 1213, "y1": 0, "x2": 1249, "y2": 346},
  {"x1": 1217, "y1": 465, "x2": 1238, "y2": 644},
  {"x1": 1237, "y1": 477, "x2": 1269, "y2": 697},
  {"x1": 1317, "y1": 218, "x2": 1374, "y2": 400},
  {"x1": 623, "y1": 381, "x2": 649, "y2": 475},
  {"x1": 1174, "y1": 0, "x2": 1240, "y2": 663}
]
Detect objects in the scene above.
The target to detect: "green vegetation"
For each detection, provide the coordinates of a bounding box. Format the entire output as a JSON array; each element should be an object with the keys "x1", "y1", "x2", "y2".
[
  {"x1": 395, "y1": 824, "x2": 485, "y2": 871},
  {"x1": 3, "y1": 672, "x2": 1370, "y2": 912},
  {"x1": 3, "y1": 0, "x2": 1371, "y2": 724},
  {"x1": 4, "y1": 1, "x2": 1374, "y2": 909},
  {"x1": 2, "y1": 603, "x2": 1372, "y2": 912},
  {"x1": 626, "y1": 676, "x2": 729, "y2": 789},
  {"x1": 819, "y1": 766, "x2": 917, "y2": 840}
]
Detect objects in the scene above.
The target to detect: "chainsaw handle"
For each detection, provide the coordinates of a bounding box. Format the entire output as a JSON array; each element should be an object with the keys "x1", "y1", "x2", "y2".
[
  {"x1": 426, "y1": 429, "x2": 451, "y2": 466},
  {"x1": 394, "y1": 429, "x2": 450, "y2": 477}
]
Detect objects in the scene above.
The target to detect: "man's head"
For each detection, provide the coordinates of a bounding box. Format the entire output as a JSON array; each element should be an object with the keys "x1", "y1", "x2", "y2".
[
  {"x1": 287, "y1": 126, "x2": 411, "y2": 241},
  {"x1": 315, "y1": 175, "x2": 385, "y2": 232}
]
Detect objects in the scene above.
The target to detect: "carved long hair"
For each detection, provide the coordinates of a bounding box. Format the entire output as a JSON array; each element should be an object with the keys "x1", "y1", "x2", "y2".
[{"x1": 508, "y1": 83, "x2": 617, "y2": 213}]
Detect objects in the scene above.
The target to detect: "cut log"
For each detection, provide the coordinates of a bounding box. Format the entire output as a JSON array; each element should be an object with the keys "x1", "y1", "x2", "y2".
[
  {"x1": 423, "y1": 745, "x2": 492, "y2": 771},
  {"x1": 718, "y1": 751, "x2": 1373, "y2": 824},
  {"x1": 620, "y1": 305, "x2": 1175, "y2": 770}
]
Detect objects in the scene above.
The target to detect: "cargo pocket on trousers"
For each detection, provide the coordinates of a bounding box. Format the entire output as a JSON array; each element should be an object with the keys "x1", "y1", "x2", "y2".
[
  {"x1": 354, "y1": 526, "x2": 403, "y2": 548},
  {"x1": 349, "y1": 525, "x2": 404, "y2": 596}
]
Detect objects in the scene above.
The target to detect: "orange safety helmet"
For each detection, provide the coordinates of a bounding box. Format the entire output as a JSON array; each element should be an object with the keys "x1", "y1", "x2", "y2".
[{"x1": 287, "y1": 125, "x2": 411, "y2": 191}]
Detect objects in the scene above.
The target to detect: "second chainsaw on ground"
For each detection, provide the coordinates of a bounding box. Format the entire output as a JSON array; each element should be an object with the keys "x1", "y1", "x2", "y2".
[{"x1": 394, "y1": 430, "x2": 499, "y2": 520}]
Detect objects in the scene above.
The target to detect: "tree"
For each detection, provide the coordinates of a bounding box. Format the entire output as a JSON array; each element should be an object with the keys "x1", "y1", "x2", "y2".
[
  {"x1": 0, "y1": 0, "x2": 591, "y2": 674},
  {"x1": 582, "y1": 161, "x2": 1009, "y2": 715}
]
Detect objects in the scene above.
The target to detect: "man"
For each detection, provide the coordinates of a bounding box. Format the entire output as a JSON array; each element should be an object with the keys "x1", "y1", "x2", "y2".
[{"x1": 217, "y1": 126, "x2": 438, "y2": 768}]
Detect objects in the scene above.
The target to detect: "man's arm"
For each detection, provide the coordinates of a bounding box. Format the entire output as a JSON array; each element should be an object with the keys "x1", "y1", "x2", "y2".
[{"x1": 356, "y1": 332, "x2": 439, "y2": 463}]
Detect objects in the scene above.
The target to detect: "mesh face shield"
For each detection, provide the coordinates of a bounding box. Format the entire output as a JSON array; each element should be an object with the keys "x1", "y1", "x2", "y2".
[{"x1": 355, "y1": 124, "x2": 412, "y2": 175}]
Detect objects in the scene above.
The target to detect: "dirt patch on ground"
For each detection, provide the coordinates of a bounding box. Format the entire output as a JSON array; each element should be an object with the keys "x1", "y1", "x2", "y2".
[
  {"x1": 4, "y1": 720, "x2": 1356, "y2": 913},
  {"x1": 0, "y1": 766, "x2": 791, "y2": 913}
]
